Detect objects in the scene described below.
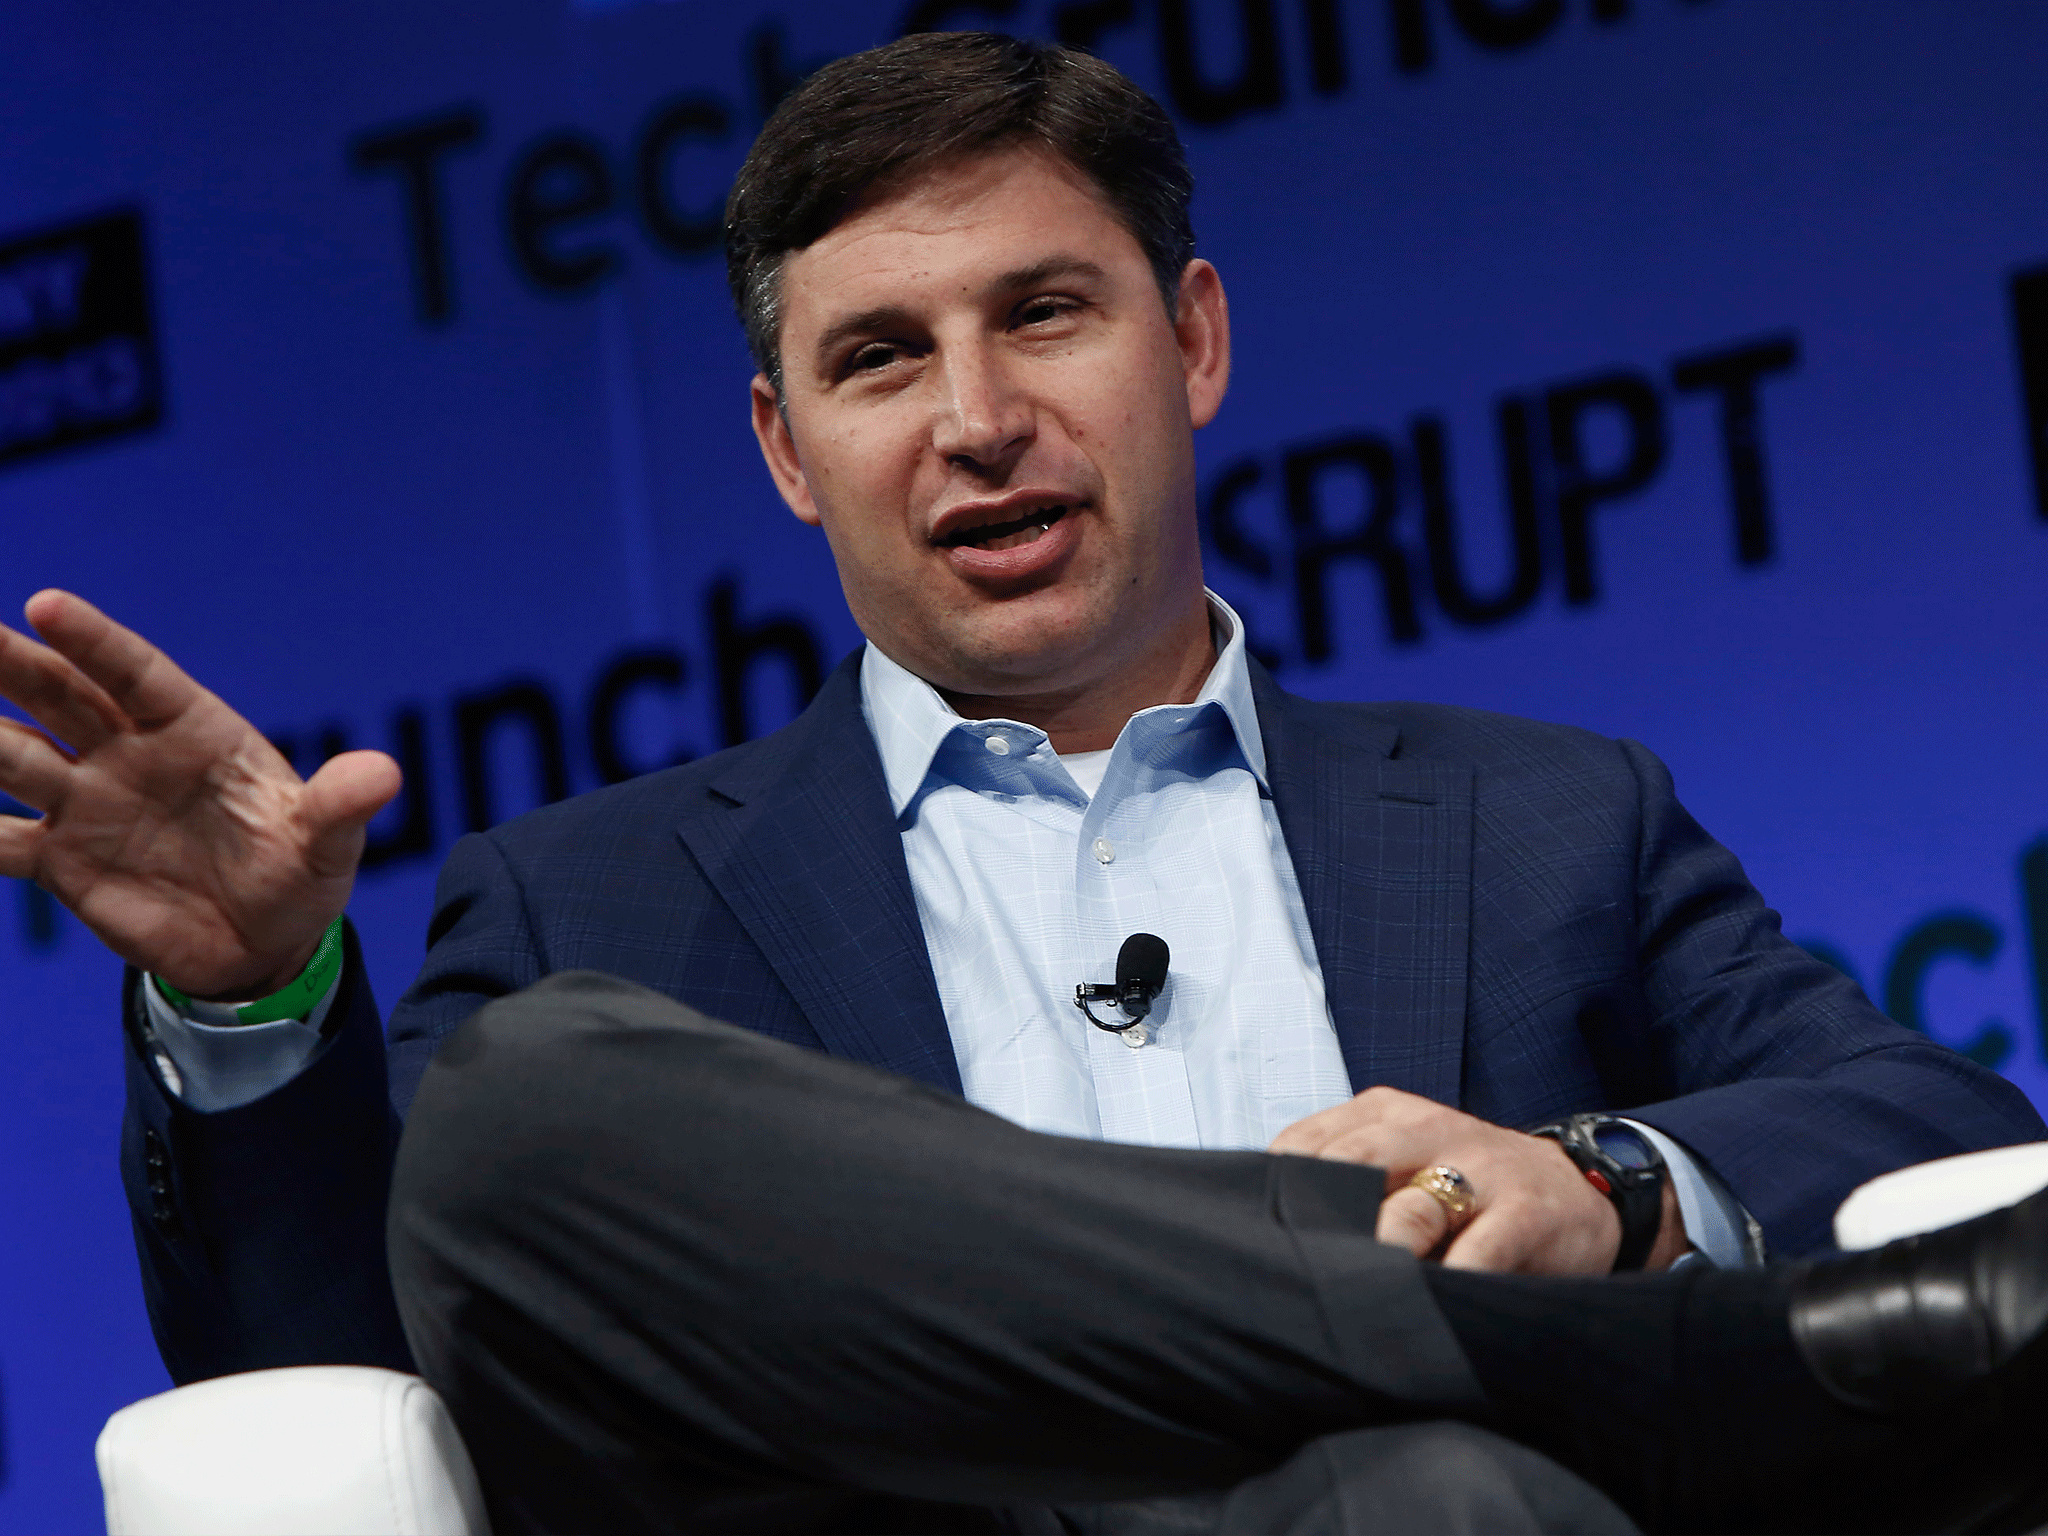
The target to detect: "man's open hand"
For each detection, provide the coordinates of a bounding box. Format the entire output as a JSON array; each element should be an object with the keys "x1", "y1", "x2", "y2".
[
  {"x1": 0, "y1": 590, "x2": 400, "y2": 999},
  {"x1": 1269, "y1": 1085, "x2": 1689, "y2": 1274}
]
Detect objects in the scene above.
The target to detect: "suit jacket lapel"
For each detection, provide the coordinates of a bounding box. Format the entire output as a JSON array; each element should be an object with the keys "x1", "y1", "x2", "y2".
[
  {"x1": 676, "y1": 653, "x2": 962, "y2": 1094},
  {"x1": 1253, "y1": 667, "x2": 1474, "y2": 1106}
]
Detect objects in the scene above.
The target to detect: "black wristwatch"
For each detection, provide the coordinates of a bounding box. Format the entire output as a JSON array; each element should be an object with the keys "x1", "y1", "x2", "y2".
[{"x1": 1527, "y1": 1113, "x2": 1667, "y2": 1272}]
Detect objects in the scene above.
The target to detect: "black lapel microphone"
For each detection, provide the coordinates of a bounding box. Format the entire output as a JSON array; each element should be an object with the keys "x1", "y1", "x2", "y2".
[{"x1": 1075, "y1": 933, "x2": 1170, "y2": 1035}]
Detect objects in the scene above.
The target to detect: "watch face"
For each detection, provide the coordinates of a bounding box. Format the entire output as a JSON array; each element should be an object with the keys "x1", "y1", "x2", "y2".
[{"x1": 1591, "y1": 1121, "x2": 1656, "y2": 1170}]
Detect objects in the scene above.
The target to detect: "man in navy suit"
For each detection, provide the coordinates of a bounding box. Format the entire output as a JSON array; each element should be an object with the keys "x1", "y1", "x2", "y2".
[{"x1": 2, "y1": 30, "x2": 2044, "y2": 1536}]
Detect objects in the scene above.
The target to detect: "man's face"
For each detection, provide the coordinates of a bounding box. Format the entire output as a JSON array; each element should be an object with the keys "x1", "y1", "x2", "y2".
[{"x1": 751, "y1": 147, "x2": 1230, "y2": 706}]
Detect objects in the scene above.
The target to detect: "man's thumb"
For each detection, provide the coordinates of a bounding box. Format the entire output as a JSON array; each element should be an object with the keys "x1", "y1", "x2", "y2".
[{"x1": 301, "y1": 751, "x2": 403, "y2": 870}]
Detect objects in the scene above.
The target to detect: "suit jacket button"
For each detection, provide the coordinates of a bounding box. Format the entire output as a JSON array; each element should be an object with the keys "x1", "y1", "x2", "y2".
[{"x1": 143, "y1": 1131, "x2": 178, "y2": 1232}]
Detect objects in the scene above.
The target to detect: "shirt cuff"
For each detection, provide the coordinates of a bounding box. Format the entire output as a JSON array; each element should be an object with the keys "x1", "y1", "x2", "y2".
[
  {"x1": 140, "y1": 968, "x2": 342, "y2": 1112},
  {"x1": 1619, "y1": 1118, "x2": 1762, "y2": 1269}
]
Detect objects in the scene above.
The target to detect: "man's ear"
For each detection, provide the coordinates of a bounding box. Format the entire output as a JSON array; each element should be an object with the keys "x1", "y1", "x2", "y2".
[
  {"x1": 1174, "y1": 259, "x2": 1231, "y2": 430},
  {"x1": 749, "y1": 373, "x2": 823, "y2": 527}
]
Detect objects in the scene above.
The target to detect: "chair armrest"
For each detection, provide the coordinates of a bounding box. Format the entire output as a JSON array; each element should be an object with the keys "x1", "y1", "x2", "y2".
[
  {"x1": 97, "y1": 1365, "x2": 489, "y2": 1536},
  {"x1": 1833, "y1": 1142, "x2": 2048, "y2": 1252}
]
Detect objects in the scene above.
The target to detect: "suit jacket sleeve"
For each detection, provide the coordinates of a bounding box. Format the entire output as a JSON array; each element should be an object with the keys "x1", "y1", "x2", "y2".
[
  {"x1": 1609, "y1": 738, "x2": 2044, "y2": 1256},
  {"x1": 119, "y1": 830, "x2": 542, "y2": 1383}
]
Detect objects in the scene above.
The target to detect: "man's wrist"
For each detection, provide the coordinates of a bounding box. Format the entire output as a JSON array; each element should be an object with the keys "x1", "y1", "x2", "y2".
[
  {"x1": 1527, "y1": 1112, "x2": 1669, "y2": 1271},
  {"x1": 1620, "y1": 1120, "x2": 1768, "y2": 1269},
  {"x1": 155, "y1": 918, "x2": 346, "y2": 1025},
  {"x1": 1646, "y1": 1178, "x2": 1693, "y2": 1270}
]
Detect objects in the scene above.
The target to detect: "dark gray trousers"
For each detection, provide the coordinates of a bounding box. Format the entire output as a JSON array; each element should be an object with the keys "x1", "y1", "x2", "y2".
[{"x1": 386, "y1": 972, "x2": 1637, "y2": 1536}]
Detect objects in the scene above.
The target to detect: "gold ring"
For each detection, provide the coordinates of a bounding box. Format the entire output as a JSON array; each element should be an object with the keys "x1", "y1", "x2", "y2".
[{"x1": 1406, "y1": 1165, "x2": 1477, "y2": 1227}]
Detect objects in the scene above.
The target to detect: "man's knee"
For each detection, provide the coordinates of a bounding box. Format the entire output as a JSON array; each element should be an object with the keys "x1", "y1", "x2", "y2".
[
  {"x1": 407, "y1": 970, "x2": 749, "y2": 1132},
  {"x1": 388, "y1": 973, "x2": 757, "y2": 1255},
  {"x1": 428, "y1": 970, "x2": 733, "y2": 1079}
]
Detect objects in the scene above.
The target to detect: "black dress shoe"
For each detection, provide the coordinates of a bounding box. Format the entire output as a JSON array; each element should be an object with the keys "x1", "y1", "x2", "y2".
[
  {"x1": 1790, "y1": 1180, "x2": 2048, "y2": 1532},
  {"x1": 1792, "y1": 1179, "x2": 2048, "y2": 1413}
]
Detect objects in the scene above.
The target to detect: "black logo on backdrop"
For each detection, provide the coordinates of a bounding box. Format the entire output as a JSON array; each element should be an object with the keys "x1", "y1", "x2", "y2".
[
  {"x1": 256, "y1": 573, "x2": 825, "y2": 873},
  {"x1": 349, "y1": 111, "x2": 486, "y2": 326},
  {"x1": 2008, "y1": 261, "x2": 2048, "y2": 525},
  {"x1": 0, "y1": 208, "x2": 162, "y2": 470},
  {"x1": 1798, "y1": 836, "x2": 2048, "y2": 1074},
  {"x1": 916, "y1": 0, "x2": 1709, "y2": 108},
  {"x1": 1202, "y1": 331, "x2": 1798, "y2": 662},
  {"x1": 348, "y1": 0, "x2": 1720, "y2": 325}
]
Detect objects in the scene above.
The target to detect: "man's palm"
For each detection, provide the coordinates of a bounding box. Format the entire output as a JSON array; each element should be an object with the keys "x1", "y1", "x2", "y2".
[{"x1": 0, "y1": 591, "x2": 398, "y2": 997}]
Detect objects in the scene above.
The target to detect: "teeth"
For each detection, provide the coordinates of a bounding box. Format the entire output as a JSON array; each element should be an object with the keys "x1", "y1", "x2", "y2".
[
  {"x1": 982, "y1": 523, "x2": 1046, "y2": 552},
  {"x1": 952, "y1": 503, "x2": 1066, "y2": 551}
]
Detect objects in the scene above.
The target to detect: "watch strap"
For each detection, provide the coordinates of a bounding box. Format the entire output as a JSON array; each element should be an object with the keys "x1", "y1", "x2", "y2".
[{"x1": 1528, "y1": 1112, "x2": 1666, "y2": 1272}]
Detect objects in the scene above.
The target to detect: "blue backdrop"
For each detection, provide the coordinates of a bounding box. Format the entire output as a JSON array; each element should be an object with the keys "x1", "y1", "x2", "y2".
[{"x1": 2, "y1": 0, "x2": 2044, "y2": 1527}]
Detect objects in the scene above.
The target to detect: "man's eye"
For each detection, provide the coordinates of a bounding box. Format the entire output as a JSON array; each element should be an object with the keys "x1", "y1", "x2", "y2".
[
  {"x1": 848, "y1": 343, "x2": 900, "y2": 374},
  {"x1": 1016, "y1": 298, "x2": 1076, "y2": 328}
]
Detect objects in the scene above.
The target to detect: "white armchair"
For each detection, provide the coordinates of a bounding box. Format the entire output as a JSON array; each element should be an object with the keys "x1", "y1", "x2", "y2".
[
  {"x1": 95, "y1": 1142, "x2": 2048, "y2": 1536},
  {"x1": 98, "y1": 1364, "x2": 490, "y2": 1536},
  {"x1": 1831, "y1": 1140, "x2": 2048, "y2": 1251}
]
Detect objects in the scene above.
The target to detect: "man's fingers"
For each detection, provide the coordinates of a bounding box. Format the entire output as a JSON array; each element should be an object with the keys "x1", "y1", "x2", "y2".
[
  {"x1": 0, "y1": 804, "x2": 41, "y2": 879},
  {"x1": 0, "y1": 716, "x2": 75, "y2": 812},
  {"x1": 0, "y1": 619, "x2": 124, "y2": 753},
  {"x1": 1267, "y1": 1110, "x2": 1338, "y2": 1156},
  {"x1": 305, "y1": 751, "x2": 403, "y2": 827},
  {"x1": 1276, "y1": 1088, "x2": 1623, "y2": 1276},
  {"x1": 1383, "y1": 1177, "x2": 1548, "y2": 1273},
  {"x1": 1270, "y1": 1103, "x2": 1413, "y2": 1165},
  {"x1": 300, "y1": 751, "x2": 403, "y2": 874},
  {"x1": 1440, "y1": 1210, "x2": 1537, "y2": 1273},
  {"x1": 1269, "y1": 1085, "x2": 1441, "y2": 1162},
  {"x1": 22, "y1": 590, "x2": 203, "y2": 730},
  {"x1": 1267, "y1": 1125, "x2": 1328, "y2": 1156},
  {"x1": 1375, "y1": 1183, "x2": 1453, "y2": 1257},
  {"x1": 1302, "y1": 1125, "x2": 1430, "y2": 1177}
]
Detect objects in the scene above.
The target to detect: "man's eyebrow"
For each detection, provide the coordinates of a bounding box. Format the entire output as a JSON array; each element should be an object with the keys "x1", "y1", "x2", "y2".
[{"x1": 990, "y1": 254, "x2": 1109, "y2": 293}]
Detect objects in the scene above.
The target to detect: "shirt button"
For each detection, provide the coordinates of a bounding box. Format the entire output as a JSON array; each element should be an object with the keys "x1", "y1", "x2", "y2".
[
  {"x1": 984, "y1": 735, "x2": 1011, "y2": 756},
  {"x1": 1092, "y1": 837, "x2": 1115, "y2": 864}
]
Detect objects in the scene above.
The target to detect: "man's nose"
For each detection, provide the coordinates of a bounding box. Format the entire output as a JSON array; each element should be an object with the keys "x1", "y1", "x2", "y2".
[{"x1": 931, "y1": 346, "x2": 1032, "y2": 472}]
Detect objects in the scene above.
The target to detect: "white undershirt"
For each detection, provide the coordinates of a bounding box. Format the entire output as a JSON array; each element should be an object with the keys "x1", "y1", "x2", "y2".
[{"x1": 1058, "y1": 748, "x2": 1112, "y2": 799}]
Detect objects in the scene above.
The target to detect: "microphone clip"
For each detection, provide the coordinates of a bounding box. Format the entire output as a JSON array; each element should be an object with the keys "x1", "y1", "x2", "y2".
[
  {"x1": 1076, "y1": 932, "x2": 1170, "y2": 1047},
  {"x1": 1073, "y1": 983, "x2": 1145, "y2": 1033}
]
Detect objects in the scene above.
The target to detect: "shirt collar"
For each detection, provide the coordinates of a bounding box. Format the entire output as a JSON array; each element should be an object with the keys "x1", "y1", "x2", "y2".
[{"x1": 859, "y1": 590, "x2": 1268, "y2": 818}]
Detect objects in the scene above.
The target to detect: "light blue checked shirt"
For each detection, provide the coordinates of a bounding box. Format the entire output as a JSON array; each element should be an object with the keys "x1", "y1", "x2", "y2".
[
  {"x1": 149, "y1": 593, "x2": 1753, "y2": 1262},
  {"x1": 859, "y1": 593, "x2": 1755, "y2": 1263},
  {"x1": 859, "y1": 600, "x2": 1353, "y2": 1150}
]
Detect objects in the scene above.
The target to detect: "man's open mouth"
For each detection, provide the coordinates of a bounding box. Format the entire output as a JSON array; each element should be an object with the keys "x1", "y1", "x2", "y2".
[{"x1": 936, "y1": 504, "x2": 1070, "y2": 552}]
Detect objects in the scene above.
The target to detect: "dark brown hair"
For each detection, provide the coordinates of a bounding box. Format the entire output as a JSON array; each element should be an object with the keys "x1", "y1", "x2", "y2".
[{"x1": 723, "y1": 32, "x2": 1196, "y2": 391}]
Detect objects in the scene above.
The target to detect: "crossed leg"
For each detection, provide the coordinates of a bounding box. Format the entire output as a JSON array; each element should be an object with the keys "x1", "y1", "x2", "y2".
[
  {"x1": 386, "y1": 972, "x2": 1637, "y2": 1533},
  {"x1": 388, "y1": 971, "x2": 2018, "y2": 1536}
]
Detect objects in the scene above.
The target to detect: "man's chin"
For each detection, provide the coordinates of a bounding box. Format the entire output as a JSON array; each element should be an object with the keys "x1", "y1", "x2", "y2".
[{"x1": 908, "y1": 609, "x2": 1124, "y2": 703}]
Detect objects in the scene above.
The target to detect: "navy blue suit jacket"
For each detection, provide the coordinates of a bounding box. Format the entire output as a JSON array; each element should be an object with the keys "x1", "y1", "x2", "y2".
[{"x1": 121, "y1": 653, "x2": 2045, "y2": 1384}]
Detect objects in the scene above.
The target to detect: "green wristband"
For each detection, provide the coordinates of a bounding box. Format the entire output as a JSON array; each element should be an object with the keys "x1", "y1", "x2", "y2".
[{"x1": 154, "y1": 917, "x2": 346, "y2": 1026}]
